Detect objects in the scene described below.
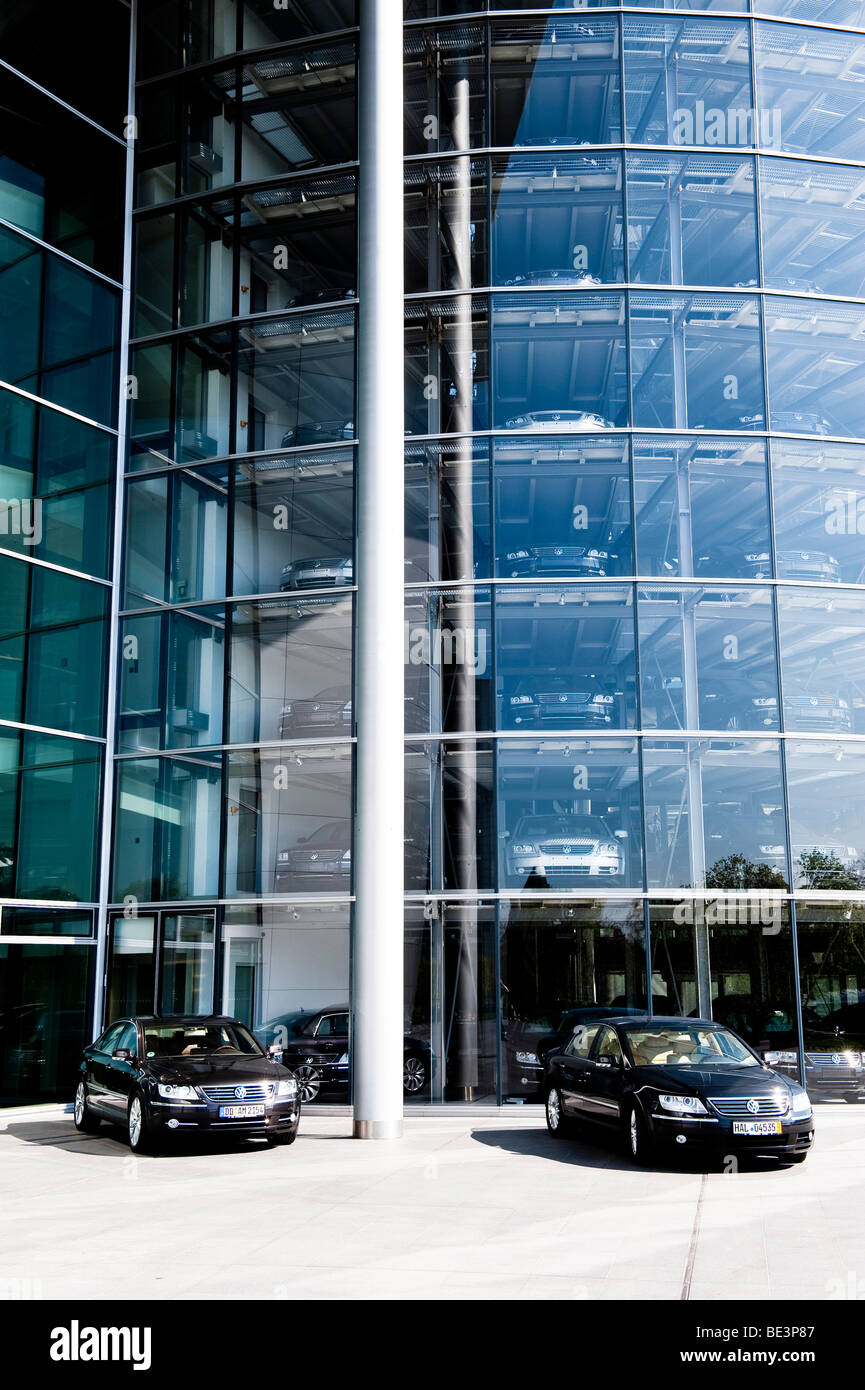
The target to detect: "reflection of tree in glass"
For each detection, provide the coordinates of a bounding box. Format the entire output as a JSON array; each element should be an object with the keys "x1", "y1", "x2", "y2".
[
  {"x1": 704, "y1": 853, "x2": 788, "y2": 890},
  {"x1": 797, "y1": 850, "x2": 862, "y2": 892}
]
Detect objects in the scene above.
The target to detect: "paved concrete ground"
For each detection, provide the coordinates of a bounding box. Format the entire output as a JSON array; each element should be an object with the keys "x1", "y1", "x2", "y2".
[{"x1": 1, "y1": 1104, "x2": 863, "y2": 1301}]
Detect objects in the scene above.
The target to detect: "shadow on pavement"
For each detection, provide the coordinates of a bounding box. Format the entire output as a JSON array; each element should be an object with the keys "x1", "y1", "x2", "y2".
[{"x1": 471, "y1": 1123, "x2": 804, "y2": 1175}]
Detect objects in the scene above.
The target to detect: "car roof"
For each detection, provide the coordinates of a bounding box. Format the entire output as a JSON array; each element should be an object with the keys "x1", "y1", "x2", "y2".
[
  {"x1": 132, "y1": 1015, "x2": 247, "y2": 1026},
  {"x1": 608, "y1": 1015, "x2": 719, "y2": 1029}
]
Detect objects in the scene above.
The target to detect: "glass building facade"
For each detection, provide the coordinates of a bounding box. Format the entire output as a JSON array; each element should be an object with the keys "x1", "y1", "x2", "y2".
[{"x1": 3, "y1": 0, "x2": 865, "y2": 1109}]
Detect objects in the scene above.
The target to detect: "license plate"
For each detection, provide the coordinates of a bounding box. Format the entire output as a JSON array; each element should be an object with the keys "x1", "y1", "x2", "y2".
[
  {"x1": 732, "y1": 1119, "x2": 782, "y2": 1136},
  {"x1": 218, "y1": 1103, "x2": 265, "y2": 1119}
]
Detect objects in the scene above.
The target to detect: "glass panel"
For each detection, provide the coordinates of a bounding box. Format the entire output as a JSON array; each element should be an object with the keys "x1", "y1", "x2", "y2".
[
  {"x1": 228, "y1": 593, "x2": 353, "y2": 745},
  {"x1": 754, "y1": 21, "x2": 865, "y2": 160},
  {"x1": 443, "y1": 902, "x2": 497, "y2": 1102},
  {"x1": 406, "y1": 158, "x2": 488, "y2": 295},
  {"x1": 630, "y1": 292, "x2": 764, "y2": 433},
  {"x1": 406, "y1": 296, "x2": 488, "y2": 435},
  {"x1": 491, "y1": 291, "x2": 627, "y2": 430},
  {"x1": 0, "y1": 943, "x2": 94, "y2": 1105},
  {"x1": 0, "y1": 67, "x2": 125, "y2": 278},
  {"x1": 237, "y1": 307, "x2": 355, "y2": 456},
  {"x1": 0, "y1": 908, "x2": 92, "y2": 937},
  {"x1": 238, "y1": 173, "x2": 357, "y2": 313},
  {"x1": 787, "y1": 741, "x2": 865, "y2": 891},
  {"x1": 623, "y1": 18, "x2": 753, "y2": 149},
  {"x1": 119, "y1": 608, "x2": 225, "y2": 752},
  {"x1": 764, "y1": 296, "x2": 865, "y2": 441},
  {"x1": 492, "y1": 433, "x2": 632, "y2": 581},
  {"x1": 404, "y1": 907, "x2": 433, "y2": 1102},
  {"x1": 638, "y1": 586, "x2": 780, "y2": 732},
  {"x1": 404, "y1": 24, "x2": 487, "y2": 156},
  {"x1": 108, "y1": 915, "x2": 157, "y2": 1020},
  {"x1": 646, "y1": 903, "x2": 699, "y2": 1016},
  {"x1": 2, "y1": 732, "x2": 103, "y2": 903},
  {"x1": 500, "y1": 898, "x2": 646, "y2": 1101},
  {"x1": 405, "y1": 588, "x2": 491, "y2": 735},
  {"x1": 709, "y1": 904, "x2": 796, "y2": 1058},
  {"x1": 497, "y1": 737, "x2": 642, "y2": 891},
  {"x1": 642, "y1": 737, "x2": 788, "y2": 890},
  {"x1": 795, "y1": 901, "x2": 865, "y2": 1102},
  {"x1": 777, "y1": 587, "x2": 865, "y2": 737},
  {"x1": 491, "y1": 153, "x2": 623, "y2": 292},
  {"x1": 232, "y1": 449, "x2": 354, "y2": 598},
  {"x1": 758, "y1": 157, "x2": 865, "y2": 301},
  {"x1": 160, "y1": 914, "x2": 215, "y2": 1016},
  {"x1": 625, "y1": 153, "x2": 757, "y2": 288},
  {"x1": 242, "y1": 0, "x2": 356, "y2": 47},
  {"x1": 496, "y1": 583, "x2": 637, "y2": 732},
  {"x1": 491, "y1": 20, "x2": 621, "y2": 149},
  {"x1": 753, "y1": 0, "x2": 865, "y2": 25},
  {"x1": 240, "y1": 40, "x2": 357, "y2": 180},
  {"x1": 405, "y1": 438, "x2": 491, "y2": 585},
  {"x1": 138, "y1": 0, "x2": 238, "y2": 77},
  {"x1": 0, "y1": 0, "x2": 129, "y2": 130},
  {"x1": 112, "y1": 754, "x2": 222, "y2": 902},
  {"x1": 771, "y1": 439, "x2": 865, "y2": 586},
  {"x1": 224, "y1": 744, "x2": 352, "y2": 897},
  {"x1": 633, "y1": 434, "x2": 771, "y2": 579},
  {"x1": 14, "y1": 564, "x2": 108, "y2": 737}
]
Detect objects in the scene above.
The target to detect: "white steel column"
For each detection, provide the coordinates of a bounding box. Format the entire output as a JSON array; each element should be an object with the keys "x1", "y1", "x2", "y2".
[{"x1": 352, "y1": 0, "x2": 405, "y2": 1139}]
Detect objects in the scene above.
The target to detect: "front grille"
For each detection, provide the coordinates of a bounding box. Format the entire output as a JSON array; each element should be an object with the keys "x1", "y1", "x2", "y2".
[
  {"x1": 200, "y1": 1083, "x2": 274, "y2": 1103},
  {"x1": 707, "y1": 1095, "x2": 788, "y2": 1118},
  {"x1": 540, "y1": 840, "x2": 596, "y2": 853}
]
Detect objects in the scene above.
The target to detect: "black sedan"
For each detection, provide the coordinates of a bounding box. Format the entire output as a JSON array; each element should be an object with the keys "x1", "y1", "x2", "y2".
[
  {"x1": 544, "y1": 1016, "x2": 815, "y2": 1166},
  {"x1": 256, "y1": 1005, "x2": 430, "y2": 1102},
  {"x1": 74, "y1": 1016, "x2": 301, "y2": 1154}
]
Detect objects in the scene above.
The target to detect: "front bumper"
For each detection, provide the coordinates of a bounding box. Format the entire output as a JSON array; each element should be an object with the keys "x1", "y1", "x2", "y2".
[
  {"x1": 648, "y1": 1111, "x2": 814, "y2": 1157},
  {"x1": 149, "y1": 1097, "x2": 300, "y2": 1136}
]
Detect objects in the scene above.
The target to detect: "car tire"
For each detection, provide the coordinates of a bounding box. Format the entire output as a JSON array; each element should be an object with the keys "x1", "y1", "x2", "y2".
[
  {"x1": 545, "y1": 1086, "x2": 571, "y2": 1138},
  {"x1": 73, "y1": 1080, "x2": 101, "y2": 1134},
  {"x1": 293, "y1": 1064, "x2": 323, "y2": 1104},
  {"x1": 127, "y1": 1092, "x2": 154, "y2": 1155},
  {"x1": 403, "y1": 1054, "x2": 427, "y2": 1096},
  {"x1": 626, "y1": 1102, "x2": 654, "y2": 1166},
  {"x1": 266, "y1": 1129, "x2": 298, "y2": 1146}
]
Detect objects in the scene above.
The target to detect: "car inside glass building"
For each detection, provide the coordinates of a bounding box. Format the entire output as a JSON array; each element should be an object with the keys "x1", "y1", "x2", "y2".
[{"x1": 3, "y1": 0, "x2": 865, "y2": 1120}]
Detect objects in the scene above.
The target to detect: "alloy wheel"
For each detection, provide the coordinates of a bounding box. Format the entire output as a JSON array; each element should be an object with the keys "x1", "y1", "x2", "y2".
[
  {"x1": 74, "y1": 1082, "x2": 85, "y2": 1125},
  {"x1": 294, "y1": 1064, "x2": 323, "y2": 1103},
  {"x1": 129, "y1": 1096, "x2": 143, "y2": 1148},
  {"x1": 403, "y1": 1056, "x2": 426, "y2": 1094},
  {"x1": 546, "y1": 1088, "x2": 561, "y2": 1132},
  {"x1": 629, "y1": 1107, "x2": 639, "y2": 1157}
]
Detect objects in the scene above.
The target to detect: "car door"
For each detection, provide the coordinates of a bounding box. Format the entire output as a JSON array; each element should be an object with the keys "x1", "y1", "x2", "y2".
[
  {"x1": 314, "y1": 1011, "x2": 350, "y2": 1081},
  {"x1": 583, "y1": 1025, "x2": 628, "y2": 1125},
  {"x1": 87, "y1": 1022, "x2": 126, "y2": 1113},
  {"x1": 555, "y1": 1023, "x2": 601, "y2": 1116},
  {"x1": 100, "y1": 1021, "x2": 139, "y2": 1117}
]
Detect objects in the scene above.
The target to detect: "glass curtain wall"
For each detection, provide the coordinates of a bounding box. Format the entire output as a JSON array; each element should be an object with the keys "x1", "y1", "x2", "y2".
[{"x1": 402, "y1": 7, "x2": 865, "y2": 1102}]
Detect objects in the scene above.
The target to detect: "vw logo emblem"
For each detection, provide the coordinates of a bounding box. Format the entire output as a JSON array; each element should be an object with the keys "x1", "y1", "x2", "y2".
[
  {"x1": 563, "y1": 845, "x2": 571, "y2": 854},
  {"x1": 560, "y1": 694, "x2": 568, "y2": 703},
  {"x1": 832, "y1": 1054, "x2": 842, "y2": 1066},
  {"x1": 235, "y1": 1085, "x2": 247, "y2": 1100},
  {"x1": 746, "y1": 1098, "x2": 760, "y2": 1115}
]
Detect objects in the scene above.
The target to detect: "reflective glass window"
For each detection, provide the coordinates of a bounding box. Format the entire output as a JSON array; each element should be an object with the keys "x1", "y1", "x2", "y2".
[
  {"x1": 754, "y1": 22, "x2": 865, "y2": 160},
  {"x1": 239, "y1": 40, "x2": 357, "y2": 181},
  {"x1": 0, "y1": 730, "x2": 102, "y2": 903},
  {"x1": 795, "y1": 903, "x2": 865, "y2": 1100},
  {"x1": 493, "y1": 433, "x2": 632, "y2": 581},
  {"x1": 119, "y1": 607, "x2": 225, "y2": 753},
  {"x1": 0, "y1": 942, "x2": 94, "y2": 1104},
  {"x1": 492, "y1": 291, "x2": 627, "y2": 430},
  {"x1": 638, "y1": 586, "x2": 780, "y2": 732},
  {"x1": 496, "y1": 584, "x2": 637, "y2": 733},
  {"x1": 0, "y1": 1, "x2": 129, "y2": 130},
  {"x1": 112, "y1": 753, "x2": 222, "y2": 902},
  {"x1": 406, "y1": 439, "x2": 491, "y2": 585},
  {"x1": 125, "y1": 466, "x2": 228, "y2": 607},
  {"x1": 405, "y1": 589, "x2": 492, "y2": 735},
  {"x1": 771, "y1": 439, "x2": 865, "y2": 586},
  {"x1": 625, "y1": 153, "x2": 758, "y2": 288},
  {"x1": 237, "y1": 307, "x2": 355, "y2": 457},
  {"x1": 764, "y1": 297, "x2": 865, "y2": 441},
  {"x1": 758, "y1": 157, "x2": 865, "y2": 302},
  {"x1": 224, "y1": 901, "x2": 351, "y2": 1035},
  {"x1": 491, "y1": 154, "x2": 623, "y2": 291},
  {"x1": 642, "y1": 737, "x2": 788, "y2": 890},
  {"x1": 499, "y1": 899, "x2": 646, "y2": 1102},
  {"x1": 232, "y1": 448, "x2": 354, "y2": 599},
  {"x1": 129, "y1": 326, "x2": 233, "y2": 469},
  {"x1": 633, "y1": 435, "x2": 771, "y2": 580},
  {"x1": 406, "y1": 297, "x2": 489, "y2": 434},
  {"x1": 224, "y1": 743, "x2": 352, "y2": 897},
  {"x1": 238, "y1": 174, "x2": 357, "y2": 313},
  {"x1": 623, "y1": 18, "x2": 753, "y2": 149},
  {"x1": 786, "y1": 744, "x2": 865, "y2": 890},
  {"x1": 497, "y1": 737, "x2": 643, "y2": 891},
  {"x1": 243, "y1": 0, "x2": 356, "y2": 46},
  {"x1": 406, "y1": 158, "x2": 488, "y2": 295},
  {"x1": 404, "y1": 24, "x2": 487, "y2": 156},
  {"x1": 228, "y1": 594, "x2": 353, "y2": 746},
  {"x1": 777, "y1": 587, "x2": 865, "y2": 736},
  {"x1": 491, "y1": 20, "x2": 621, "y2": 149}
]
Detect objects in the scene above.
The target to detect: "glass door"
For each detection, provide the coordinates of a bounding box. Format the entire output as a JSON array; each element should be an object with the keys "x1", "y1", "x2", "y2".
[{"x1": 221, "y1": 924, "x2": 262, "y2": 1029}]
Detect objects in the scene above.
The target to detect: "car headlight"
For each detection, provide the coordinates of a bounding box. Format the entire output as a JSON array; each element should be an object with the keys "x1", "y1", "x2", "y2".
[
  {"x1": 515, "y1": 1051, "x2": 539, "y2": 1065},
  {"x1": 336, "y1": 1053, "x2": 349, "y2": 1066},
  {"x1": 506, "y1": 417, "x2": 529, "y2": 428},
  {"x1": 790, "y1": 1088, "x2": 812, "y2": 1119},
  {"x1": 657, "y1": 1094, "x2": 708, "y2": 1115},
  {"x1": 277, "y1": 1079, "x2": 298, "y2": 1098},
  {"x1": 600, "y1": 841, "x2": 620, "y2": 855},
  {"x1": 511, "y1": 843, "x2": 536, "y2": 855},
  {"x1": 596, "y1": 694, "x2": 615, "y2": 704},
  {"x1": 158, "y1": 1083, "x2": 197, "y2": 1101},
  {"x1": 764, "y1": 1050, "x2": 797, "y2": 1064}
]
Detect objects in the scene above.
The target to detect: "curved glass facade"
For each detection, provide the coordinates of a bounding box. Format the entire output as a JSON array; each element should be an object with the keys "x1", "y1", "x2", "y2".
[{"x1": 4, "y1": 0, "x2": 865, "y2": 1108}]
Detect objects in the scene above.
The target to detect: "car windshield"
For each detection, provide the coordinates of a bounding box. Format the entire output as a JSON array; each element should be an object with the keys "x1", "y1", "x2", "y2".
[
  {"x1": 143, "y1": 1022, "x2": 264, "y2": 1058},
  {"x1": 624, "y1": 1026, "x2": 758, "y2": 1068},
  {"x1": 517, "y1": 816, "x2": 610, "y2": 838},
  {"x1": 305, "y1": 823, "x2": 348, "y2": 846}
]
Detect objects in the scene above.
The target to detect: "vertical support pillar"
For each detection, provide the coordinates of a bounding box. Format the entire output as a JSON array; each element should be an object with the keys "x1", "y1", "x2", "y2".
[{"x1": 352, "y1": 0, "x2": 406, "y2": 1139}]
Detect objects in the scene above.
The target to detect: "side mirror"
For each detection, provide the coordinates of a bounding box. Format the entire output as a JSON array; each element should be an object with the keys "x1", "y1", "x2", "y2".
[
  {"x1": 267, "y1": 1045, "x2": 283, "y2": 1063},
  {"x1": 614, "y1": 830, "x2": 628, "y2": 840},
  {"x1": 113, "y1": 1048, "x2": 135, "y2": 1063}
]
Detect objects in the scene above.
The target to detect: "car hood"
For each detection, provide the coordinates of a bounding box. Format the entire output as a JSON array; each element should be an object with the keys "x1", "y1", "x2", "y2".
[
  {"x1": 634, "y1": 1064, "x2": 796, "y2": 1097},
  {"x1": 144, "y1": 1054, "x2": 294, "y2": 1086}
]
